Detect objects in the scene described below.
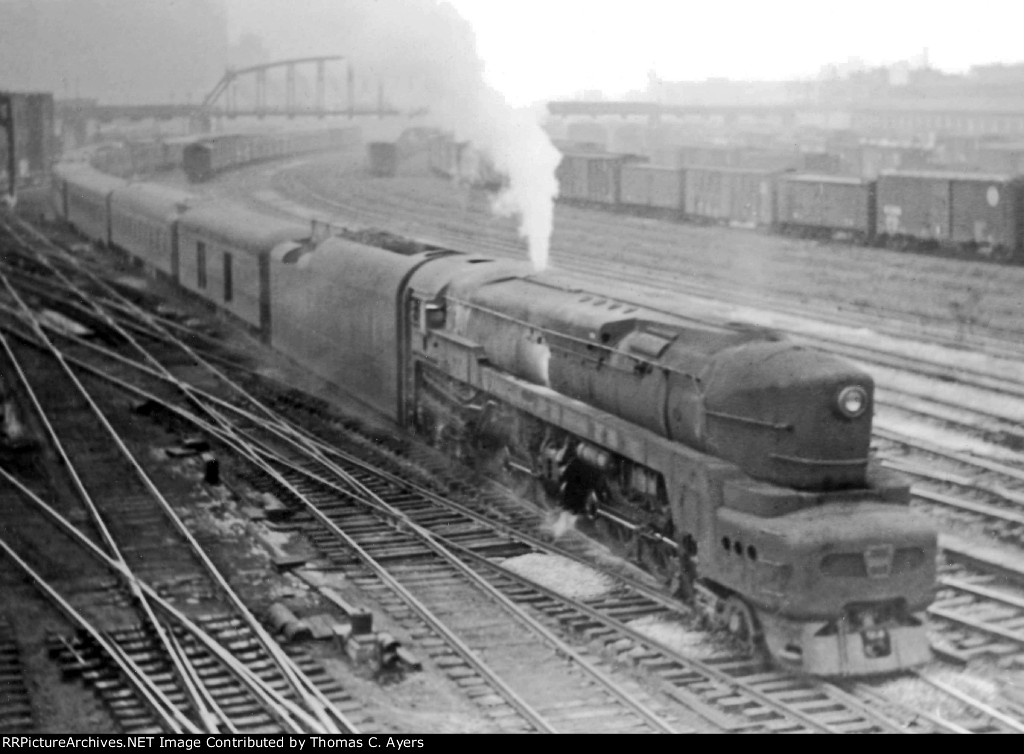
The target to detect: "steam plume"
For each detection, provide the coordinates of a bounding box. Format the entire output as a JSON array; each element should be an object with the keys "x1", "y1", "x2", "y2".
[{"x1": 345, "y1": 0, "x2": 561, "y2": 271}]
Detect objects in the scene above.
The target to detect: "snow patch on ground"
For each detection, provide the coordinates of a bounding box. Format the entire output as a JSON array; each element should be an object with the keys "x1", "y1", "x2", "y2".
[
  {"x1": 872, "y1": 364, "x2": 1024, "y2": 424},
  {"x1": 625, "y1": 614, "x2": 728, "y2": 659},
  {"x1": 500, "y1": 552, "x2": 613, "y2": 600},
  {"x1": 875, "y1": 410, "x2": 1024, "y2": 463}
]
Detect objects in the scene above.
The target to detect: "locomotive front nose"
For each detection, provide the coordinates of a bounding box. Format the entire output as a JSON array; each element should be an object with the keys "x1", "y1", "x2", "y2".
[{"x1": 682, "y1": 342, "x2": 876, "y2": 490}]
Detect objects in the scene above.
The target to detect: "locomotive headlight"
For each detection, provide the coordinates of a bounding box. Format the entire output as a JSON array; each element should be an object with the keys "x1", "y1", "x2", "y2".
[{"x1": 836, "y1": 385, "x2": 869, "y2": 419}]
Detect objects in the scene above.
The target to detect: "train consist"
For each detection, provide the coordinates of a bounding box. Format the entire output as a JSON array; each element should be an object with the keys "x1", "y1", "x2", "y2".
[
  {"x1": 50, "y1": 146, "x2": 938, "y2": 677},
  {"x1": 556, "y1": 150, "x2": 1024, "y2": 262},
  {"x1": 89, "y1": 136, "x2": 196, "y2": 178},
  {"x1": 183, "y1": 129, "x2": 360, "y2": 183}
]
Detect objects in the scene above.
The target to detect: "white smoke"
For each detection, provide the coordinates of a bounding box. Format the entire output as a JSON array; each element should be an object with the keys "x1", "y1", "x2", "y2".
[{"x1": 343, "y1": 0, "x2": 561, "y2": 271}]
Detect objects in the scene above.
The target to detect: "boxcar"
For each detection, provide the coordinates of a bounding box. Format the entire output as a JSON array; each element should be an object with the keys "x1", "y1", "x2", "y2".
[
  {"x1": 126, "y1": 141, "x2": 169, "y2": 175},
  {"x1": 161, "y1": 136, "x2": 196, "y2": 170},
  {"x1": 776, "y1": 174, "x2": 876, "y2": 240},
  {"x1": 177, "y1": 204, "x2": 309, "y2": 330},
  {"x1": 877, "y1": 170, "x2": 1024, "y2": 259},
  {"x1": 619, "y1": 164, "x2": 685, "y2": 211},
  {"x1": 109, "y1": 183, "x2": 193, "y2": 276},
  {"x1": 183, "y1": 140, "x2": 217, "y2": 182},
  {"x1": 949, "y1": 174, "x2": 1024, "y2": 257},
  {"x1": 683, "y1": 166, "x2": 779, "y2": 228},
  {"x1": 876, "y1": 171, "x2": 952, "y2": 242},
  {"x1": 556, "y1": 152, "x2": 645, "y2": 206},
  {"x1": 183, "y1": 135, "x2": 251, "y2": 183},
  {"x1": 368, "y1": 141, "x2": 398, "y2": 177}
]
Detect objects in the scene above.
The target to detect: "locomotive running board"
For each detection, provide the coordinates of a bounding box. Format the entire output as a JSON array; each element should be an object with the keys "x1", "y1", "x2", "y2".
[{"x1": 470, "y1": 364, "x2": 717, "y2": 482}]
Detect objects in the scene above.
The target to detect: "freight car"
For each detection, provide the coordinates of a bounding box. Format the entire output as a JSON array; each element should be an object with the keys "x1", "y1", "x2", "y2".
[
  {"x1": 555, "y1": 152, "x2": 646, "y2": 206},
  {"x1": 367, "y1": 141, "x2": 398, "y2": 177},
  {"x1": 776, "y1": 174, "x2": 876, "y2": 242},
  {"x1": 876, "y1": 170, "x2": 1024, "y2": 259},
  {"x1": 619, "y1": 163, "x2": 686, "y2": 213},
  {"x1": 684, "y1": 166, "x2": 780, "y2": 228},
  {"x1": 53, "y1": 162, "x2": 938, "y2": 677},
  {"x1": 183, "y1": 128, "x2": 360, "y2": 183},
  {"x1": 551, "y1": 148, "x2": 1024, "y2": 263}
]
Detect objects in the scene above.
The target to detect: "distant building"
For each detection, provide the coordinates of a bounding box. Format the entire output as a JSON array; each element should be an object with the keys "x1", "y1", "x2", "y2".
[{"x1": 638, "y1": 57, "x2": 1024, "y2": 138}]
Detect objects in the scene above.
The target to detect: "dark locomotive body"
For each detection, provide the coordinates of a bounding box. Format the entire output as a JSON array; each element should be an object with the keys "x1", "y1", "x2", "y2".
[{"x1": 52, "y1": 156, "x2": 938, "y2": 676}]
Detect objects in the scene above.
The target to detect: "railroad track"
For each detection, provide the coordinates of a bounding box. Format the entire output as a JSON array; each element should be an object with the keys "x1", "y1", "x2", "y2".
[
  {"x1": 0, "y1": 342, "x2": 357, "y2": 733},
  {"x1": 876, "y1": 429, "x2": 1024, "y2": 542},
  {"x1": 0, "y1": 221, "x2": 363, "y2": 734},
  {"x1": 0, "y1": 216, "x2": 917, "y2": 729},
  {"x1": 0, "y1": 617, "x2": 34, "y2": 733},
  {"x1": 1, "y1": 217, "x2": 689, "y2": 734},
  {"x1": 9, "y1": 192, "x2": 1023, "y2": 732},
  {"x1": 232, "y1": 427, "x2": 912, "y2": 734},
  {"x1": 930, "y1": 559, "x2": 1024, "y2": 662}
]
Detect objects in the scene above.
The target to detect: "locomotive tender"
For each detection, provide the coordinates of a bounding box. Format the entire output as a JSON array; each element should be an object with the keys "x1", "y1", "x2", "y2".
[{"x1": 51, "y1": 155, "x2": 937, "y2": 677}]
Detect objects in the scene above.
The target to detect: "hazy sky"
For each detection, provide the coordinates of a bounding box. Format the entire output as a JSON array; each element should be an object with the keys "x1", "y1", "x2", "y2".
[{"x1": 227, "y1": 0, "x2": 1024, "y2": 105}]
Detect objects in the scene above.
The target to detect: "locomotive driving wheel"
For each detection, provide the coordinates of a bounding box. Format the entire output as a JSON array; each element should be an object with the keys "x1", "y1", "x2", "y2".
[{"x1": 723, "y1": 596, "x2": 762, "y2": 656}]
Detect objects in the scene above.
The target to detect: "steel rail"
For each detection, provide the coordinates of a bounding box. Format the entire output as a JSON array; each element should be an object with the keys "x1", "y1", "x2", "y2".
[
  {"x1": 0, "y1": 220, "x2": 351, "y2": 734},
  {"x1": 0, "y1": 281, "x2": 222, "y2": 732},
  {"x1": 875, "y1": 427, "x2": 1024, "y2": 485},
  {"x1": 915, "y1": 672, "x2": 1024, "y2": 734},
  {"x1": 0, "y1": 315, "x2": 915, "y2": 733},
  {"x1": 0, "y1": 536, "x2": 198, "y2": 734},
  {"x1": 848, "y1": 682, "x2": 971, "y2": 734},
  {"x1": 84, "y1": 352, "x2": 853, "y2": 735},
  {"x1": 4, "y1": 218, "x2": 307, "y2": 438},
  {"x1": 1, "y1": 319, "x2": 562, "y2": 733},
  {"x1": 0, "y1": 465, "x2": 324, "y2": 734},
  {"x1": 250, "y1": 450, "x2": 682, "y2": 733},
  {"x1": 0, "y1": 314, "x2": 342, "y2": 733},
  {"x1": 0, "y1": 215, "x2": 957, "y2": 733}
]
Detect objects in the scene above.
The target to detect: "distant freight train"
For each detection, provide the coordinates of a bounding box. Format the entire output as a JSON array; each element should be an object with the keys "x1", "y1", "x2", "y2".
[
  {"x1": 427, "y1": 134, "x2": 506, "y2": 190},
  {"x1": 555, "y1": 151, "x2": 1024, "y2": 263},
  {"x1": 51, "y1": 139, "x2": 938, "y2": 677},
  {"x1": 183, "y1": 129, "x2": 359, "y2": 183}
]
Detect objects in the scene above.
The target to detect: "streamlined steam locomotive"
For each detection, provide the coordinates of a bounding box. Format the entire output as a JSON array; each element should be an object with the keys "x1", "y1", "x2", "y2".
[{"x1": 51, "y1": 155, "x2": 937, "y2": 676}]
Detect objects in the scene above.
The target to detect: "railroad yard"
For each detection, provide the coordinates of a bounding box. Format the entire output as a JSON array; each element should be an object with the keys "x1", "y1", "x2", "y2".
[{"x1": 2, "y1": 135, "x2": 1024, "y2": 736}]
